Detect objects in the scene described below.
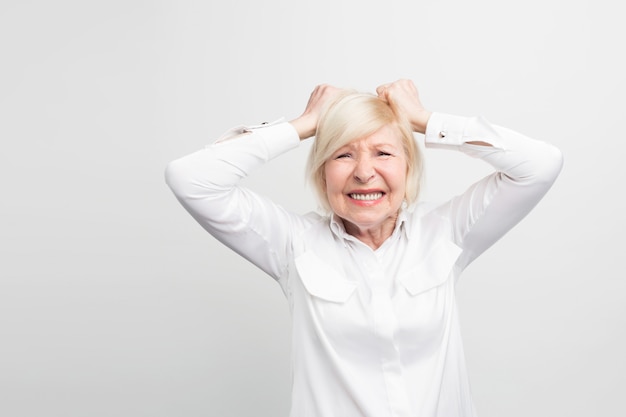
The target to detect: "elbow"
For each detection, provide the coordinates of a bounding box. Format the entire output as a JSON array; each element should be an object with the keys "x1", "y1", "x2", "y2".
[
  {"x1": 164, "y1": 157, "x2": 191, "y2": 199},
  {"x1": 508, "y1": 143, "x2": 564, "y2": 187},
  {"x1": 164, "y1": 151, "x2": 228, "y2": 200},
  {"x1": 541, "y1": 143, "x2": 564, "y2": 185}
]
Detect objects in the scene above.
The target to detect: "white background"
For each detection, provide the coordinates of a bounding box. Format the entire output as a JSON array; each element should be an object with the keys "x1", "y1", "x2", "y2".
[{"x1": 1, "y1": 0, "x2": 624, "y2": 416}]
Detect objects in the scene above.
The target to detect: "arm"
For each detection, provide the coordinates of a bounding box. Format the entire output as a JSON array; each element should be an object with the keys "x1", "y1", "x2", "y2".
[
  {"x1": 164, "y1": 121, "x2": 303, "y2": 280},
  {"x1": 424, "y1": 113, "x2": 563, "y2": 270},
  {"x1": 164, "y1": 85, "x2": 343, "y2": 280},
  {"x1": 378, "y1": 79, "x2": 563, "y2": 270}
]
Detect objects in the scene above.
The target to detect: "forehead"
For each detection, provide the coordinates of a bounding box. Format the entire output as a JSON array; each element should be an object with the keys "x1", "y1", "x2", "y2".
[{"x1": 345, "y1": 124, "x2": 403, "y2": 149}]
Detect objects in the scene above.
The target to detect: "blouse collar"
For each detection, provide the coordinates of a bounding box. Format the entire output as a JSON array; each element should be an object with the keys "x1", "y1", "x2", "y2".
[{"x1": 329, "y1": 206, "x2": 412, "y2": 244}]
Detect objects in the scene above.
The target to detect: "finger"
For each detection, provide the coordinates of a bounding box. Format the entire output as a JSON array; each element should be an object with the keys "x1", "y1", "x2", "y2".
[{"x1": 375, "y1": 83, "x2": 390, "y2": 97}]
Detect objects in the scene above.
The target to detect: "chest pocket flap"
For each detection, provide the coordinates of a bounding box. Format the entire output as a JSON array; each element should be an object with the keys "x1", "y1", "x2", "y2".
[
  {"x1": 400, "y1": 239, "x2": 463, "y2": 296},
  {"x1": 294, "y1": 251, "x2": 357, "y2": 303}
]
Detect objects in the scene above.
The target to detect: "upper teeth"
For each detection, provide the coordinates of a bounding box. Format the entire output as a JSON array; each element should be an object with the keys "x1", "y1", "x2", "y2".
[{"x1": 350, "y1": 192, "x2": 383, "y2": 201}]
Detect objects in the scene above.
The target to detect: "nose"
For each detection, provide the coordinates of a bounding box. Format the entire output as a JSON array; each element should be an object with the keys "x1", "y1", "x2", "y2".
[{"x1": 354, "y1": 157, "x2": 375, "y2": 183}]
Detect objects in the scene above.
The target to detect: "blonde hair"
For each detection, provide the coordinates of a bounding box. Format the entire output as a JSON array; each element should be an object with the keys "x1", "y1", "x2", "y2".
[{"x1": 306, "y1": 91, "x2": 423, "y2": 211}]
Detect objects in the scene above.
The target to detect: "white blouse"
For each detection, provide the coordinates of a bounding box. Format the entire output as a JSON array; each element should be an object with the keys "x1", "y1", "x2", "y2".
[{"x1": 165, "y1": 113, "x2": 563, "y2": 417}]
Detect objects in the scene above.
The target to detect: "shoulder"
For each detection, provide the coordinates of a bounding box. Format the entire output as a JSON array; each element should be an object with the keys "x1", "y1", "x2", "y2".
[
  {"x1": 297, "y1": 211, "x2": 331, "y2": 235},
  {"x1": 285, "y1": 210, "x2": 329, "y2": 241},
  {"x1": 404, "y1": 201, "x2": 456, "y2": 242},
  {"x1": 406, "y1": 200, "x2": 450, "y2": 222}
]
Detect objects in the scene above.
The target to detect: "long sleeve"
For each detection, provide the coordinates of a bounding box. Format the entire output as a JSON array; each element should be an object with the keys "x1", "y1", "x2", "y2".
[
  {"x1": 164, "y1": 120, "x2": 305, "y2": 281},
  {"x1": 424, "y1": 113, "x2": 564, "y2": 271}
]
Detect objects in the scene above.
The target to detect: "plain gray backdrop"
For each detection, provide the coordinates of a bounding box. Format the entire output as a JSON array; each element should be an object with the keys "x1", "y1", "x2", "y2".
[{"x1": 1, "y1": 0, "x2": 624, "y2": 416}]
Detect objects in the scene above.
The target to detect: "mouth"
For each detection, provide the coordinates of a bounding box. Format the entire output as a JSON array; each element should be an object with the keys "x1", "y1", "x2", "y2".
[{"x1": 348, "y1": 192, "x2": 384, "y2": 201}]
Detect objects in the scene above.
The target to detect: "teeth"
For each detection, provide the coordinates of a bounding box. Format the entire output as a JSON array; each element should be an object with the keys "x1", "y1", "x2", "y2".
[{"x1": 350, "y1": 192, "x2": 383, "y2": 201}]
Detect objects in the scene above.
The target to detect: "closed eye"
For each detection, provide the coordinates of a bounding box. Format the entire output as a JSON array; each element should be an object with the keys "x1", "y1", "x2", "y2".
[
  {"x1": 335, "y1": 153, "x2": 352, "y2": 159},
  {"x1": 378, "y1": 151, "x2": 392, "y2": 157}
]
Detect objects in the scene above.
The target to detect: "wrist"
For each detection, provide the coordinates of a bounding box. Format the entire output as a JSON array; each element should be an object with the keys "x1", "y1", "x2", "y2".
[
  {"x1": 289, "y1": 115, "x2": 316, "y2": 140},
  {"x1": 411, "y1": 110, "x2": 432, "y2": 134}
]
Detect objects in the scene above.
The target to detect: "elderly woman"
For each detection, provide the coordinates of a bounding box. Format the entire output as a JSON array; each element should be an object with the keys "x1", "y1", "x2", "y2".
[{"x1": 165, "y1": 79, "x2": 563, "y2": 417}]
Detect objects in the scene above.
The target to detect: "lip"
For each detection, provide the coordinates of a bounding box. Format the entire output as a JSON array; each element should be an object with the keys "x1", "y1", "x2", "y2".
[
  {"x1": 346, "y1": 189, "x2": 386, "y2": 206},
  {"x1": 347, "y1": 188, "x2": 385, "y2": 194}
]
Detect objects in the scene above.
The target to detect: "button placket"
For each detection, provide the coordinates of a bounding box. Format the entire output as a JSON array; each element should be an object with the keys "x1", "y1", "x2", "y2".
[{"x1": 371, "y1": 289, "x2": 412, "y2": 416}]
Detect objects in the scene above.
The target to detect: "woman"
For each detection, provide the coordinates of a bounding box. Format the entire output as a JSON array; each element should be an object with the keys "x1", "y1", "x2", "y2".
[{"x1": 165, "y1": 79, "x2": 563, "y2": 417}]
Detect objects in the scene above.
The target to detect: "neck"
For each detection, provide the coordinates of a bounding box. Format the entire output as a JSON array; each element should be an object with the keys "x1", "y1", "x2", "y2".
[{"x1": 342, "y1": 215, "x2": 398, "y2": 251}]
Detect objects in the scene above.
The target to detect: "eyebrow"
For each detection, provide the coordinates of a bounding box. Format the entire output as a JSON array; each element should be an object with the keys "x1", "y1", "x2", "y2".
[
  {"x1": 341, "y1": 140, "x2": 400, "y2": 150},
  {"x1": 369, "y1": 141, "x2": 401, "y2": 151}
]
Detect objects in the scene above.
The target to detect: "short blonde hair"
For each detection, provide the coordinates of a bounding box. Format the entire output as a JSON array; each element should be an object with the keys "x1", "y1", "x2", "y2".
[{"x1": 306, "y1": 91, "x2": 423, "y2": 212}]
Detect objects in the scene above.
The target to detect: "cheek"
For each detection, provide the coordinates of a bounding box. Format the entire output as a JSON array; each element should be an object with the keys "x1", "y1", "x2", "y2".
[
  {"x1": 384, "y1": 163, "x2": 408, "y2": 190},
  {"x1": 400, "y1": 170, "x2": 409, "y2": 189},
  {"x1": 324, "y1": 164, "x2": 346, "y2": 193}
]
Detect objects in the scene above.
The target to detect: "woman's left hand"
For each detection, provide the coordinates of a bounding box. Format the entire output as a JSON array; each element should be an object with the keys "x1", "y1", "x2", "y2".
[{"x1": 376, "y1": 79, "x2": 432, "y2": 134}]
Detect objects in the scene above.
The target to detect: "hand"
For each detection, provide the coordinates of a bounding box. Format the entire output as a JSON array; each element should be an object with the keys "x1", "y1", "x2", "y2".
[
  {"x1": 289, "y1": 84, "x2": 344, "y2": 140},
  {"x1": 376, "y1": 79, "x2": 432, "y2": 134}
]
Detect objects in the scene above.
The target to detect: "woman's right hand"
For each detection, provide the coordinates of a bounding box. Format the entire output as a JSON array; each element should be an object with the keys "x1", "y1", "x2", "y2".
[{"x1": 290, "y1": 84, "x2": 343, "y2": 140}]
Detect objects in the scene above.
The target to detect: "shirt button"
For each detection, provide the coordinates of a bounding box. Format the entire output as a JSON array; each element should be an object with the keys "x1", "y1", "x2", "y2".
[{"x1": 439, "y1": 130, "x2": 447, "y2": 139}]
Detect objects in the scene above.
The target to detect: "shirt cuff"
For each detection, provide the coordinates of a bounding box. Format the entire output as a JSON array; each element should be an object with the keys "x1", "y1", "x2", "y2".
[
  {"x1": 424, "y1": 112, "x2": 503, "y2": 149},
  {"x1": 213, "y1": 118, "x2": 301, "y2": 159},
  {"x1": 253, "y1": 120, "x2": 301, "y2": 159}
]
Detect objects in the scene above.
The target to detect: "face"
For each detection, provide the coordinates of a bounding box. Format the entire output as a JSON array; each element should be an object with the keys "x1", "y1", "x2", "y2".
[{"x1": 324, "y1": 124, "x2": 407, "y2": 237}]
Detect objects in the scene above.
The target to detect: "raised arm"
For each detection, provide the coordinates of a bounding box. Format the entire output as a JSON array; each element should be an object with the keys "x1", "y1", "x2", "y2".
[
  {"x1": 164, "y1": 121, "x2": 301, "y2": 280},
  {"x1": 164, "y1": 85, "x2": 343, "y2": 280},
  {"x1": 378, "y1": 79, "x2": 563, "y2": 271},
  {"x1": 427, "y1": 114, "x2": 563, "y2": 270}
]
